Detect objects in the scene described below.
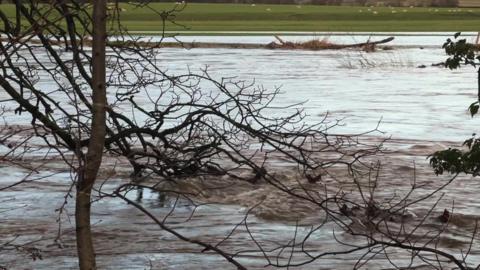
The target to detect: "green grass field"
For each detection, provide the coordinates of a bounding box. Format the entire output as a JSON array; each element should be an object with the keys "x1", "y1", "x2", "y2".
[{"x1": 1, "y1": 3, "x2": 480, "y2": 33}]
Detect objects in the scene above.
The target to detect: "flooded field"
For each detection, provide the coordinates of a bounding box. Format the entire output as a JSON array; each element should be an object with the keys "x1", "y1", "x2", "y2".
[
  {"x1": 1, "y1": 33, "x2": 480, "y2": 269},
  {"x1": 154, "y1": 33, "x2": 478, "y2": 141}
]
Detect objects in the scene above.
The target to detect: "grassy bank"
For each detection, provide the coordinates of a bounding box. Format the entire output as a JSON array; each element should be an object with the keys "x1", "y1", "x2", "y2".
[{"x1": 1, "y1": 3, "x2": 480, "y2": 32}]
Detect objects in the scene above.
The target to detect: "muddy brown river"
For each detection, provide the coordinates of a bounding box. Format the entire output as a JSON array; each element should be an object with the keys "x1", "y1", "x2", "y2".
[{"x1": 2, "y1": 33, "x2": 480, "y2": 269}]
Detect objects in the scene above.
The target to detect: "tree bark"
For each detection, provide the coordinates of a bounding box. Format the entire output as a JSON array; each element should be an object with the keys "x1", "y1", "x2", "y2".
[
  {"x1": 75, "y1": 1, "x2": 107, "y2": 269},
  {"x1": 14, "y1": 0, "x2": 20, "y2": 35}
]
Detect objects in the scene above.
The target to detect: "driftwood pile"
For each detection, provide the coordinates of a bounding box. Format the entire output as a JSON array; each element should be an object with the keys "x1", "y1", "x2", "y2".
[
  {"x1": 266, "y1": 35, "x2": 395, "y2": 51},
  {"x1": 169, "y1": 35, "x2": 396, "y2": 51}
]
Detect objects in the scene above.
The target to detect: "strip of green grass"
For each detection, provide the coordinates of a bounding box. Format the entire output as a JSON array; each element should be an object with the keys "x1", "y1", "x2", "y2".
[
  {"x1": 118, "y1": 3, "x2": 480, "y2": 32},
  {"x1": 1, "y1": 3, "x2": 480, "y2": 32}
]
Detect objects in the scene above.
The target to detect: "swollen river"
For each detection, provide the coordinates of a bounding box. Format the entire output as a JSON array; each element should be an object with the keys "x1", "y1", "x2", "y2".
[{"x1": 1, "y1": 33, "x2": 480, "y2": 269}]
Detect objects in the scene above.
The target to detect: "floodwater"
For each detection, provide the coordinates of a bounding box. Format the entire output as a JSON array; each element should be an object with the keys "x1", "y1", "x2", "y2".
[{"x1": 1, "y1": 33, "x2": 480, "y2": 269}]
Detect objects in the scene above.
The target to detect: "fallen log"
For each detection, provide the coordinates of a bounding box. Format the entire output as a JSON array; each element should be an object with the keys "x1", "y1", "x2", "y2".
[
  {"x1": 342, "y1": 37, "x2": 395, "y2": 48},
  {"x1": 265, "y1": 36, "x2": 395, "y2": 51}
]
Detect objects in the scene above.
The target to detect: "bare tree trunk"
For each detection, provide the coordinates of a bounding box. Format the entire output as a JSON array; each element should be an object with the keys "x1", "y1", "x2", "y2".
[
  {"x1": 14, "y1": 0, "x2": 20, "y2": 35},
  {"x1": 75, "y1": 1, "x2": 107, "y2": 269}
]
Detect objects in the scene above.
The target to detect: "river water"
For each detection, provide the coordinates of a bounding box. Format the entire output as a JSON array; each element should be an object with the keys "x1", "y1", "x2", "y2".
[{"x1": 1, "y1": 33, "x2": 480, "y2": 269}]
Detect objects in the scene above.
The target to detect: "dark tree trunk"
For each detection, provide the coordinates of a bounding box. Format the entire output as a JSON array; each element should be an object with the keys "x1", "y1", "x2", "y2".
[
  {"x1": 75, "y1": 1, "x2": 107, "y2": 269},
  {"x1": 14, "y1": 0, "x2": 20, "y2": 35}
]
